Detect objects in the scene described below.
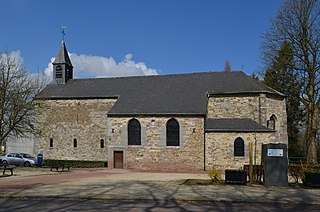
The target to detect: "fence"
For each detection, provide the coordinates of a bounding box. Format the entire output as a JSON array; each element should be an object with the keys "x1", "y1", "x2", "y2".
[{"x1": 289, "y1": 157, "x2": 320, "y2": 164}]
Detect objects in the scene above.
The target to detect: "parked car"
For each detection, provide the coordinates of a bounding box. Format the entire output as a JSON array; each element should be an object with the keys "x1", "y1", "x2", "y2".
[{"x1": 0, "y1": 153, "x2": 37, "y2": 167}]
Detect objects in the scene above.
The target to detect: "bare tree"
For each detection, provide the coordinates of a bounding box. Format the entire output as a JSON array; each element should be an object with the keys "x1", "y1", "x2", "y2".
[
  {"x1": 0, "y1": 52, "x2": 47, "y2": 146},
  {"x1": 261, "y1": 0, "x2": 320, "y2": 163},
  {"x1": 224, "y1": 60, "x2": 232, "y2": 72}
]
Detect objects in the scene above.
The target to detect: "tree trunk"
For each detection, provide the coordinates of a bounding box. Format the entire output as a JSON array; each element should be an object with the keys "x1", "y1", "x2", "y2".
[{"x1": 306, "y1": 108, "x2": 318, "y2": 163}]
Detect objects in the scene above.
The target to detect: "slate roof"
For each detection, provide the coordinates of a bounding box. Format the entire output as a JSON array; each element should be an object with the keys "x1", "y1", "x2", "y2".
[
  {"x1": 36, "y1": 71, "x2": 284, "y2": 115},
  {"x1": 205, "y1": 118, "x2": 275, "y2": 132},
  {"x1": 52, "y1": 41, "x2": 73, "y2": 67}
]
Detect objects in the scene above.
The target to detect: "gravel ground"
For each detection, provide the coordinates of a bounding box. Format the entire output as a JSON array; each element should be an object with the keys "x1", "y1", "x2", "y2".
[
  {"x1": 4, "y1": 166, "x2": 209, "y2": 179},
  {"x1": 4, "y1": 166, "x2": 298, "y2": 184},
  {"x1": 0, "y1": 167, "x2": 319, "y2": 204}
]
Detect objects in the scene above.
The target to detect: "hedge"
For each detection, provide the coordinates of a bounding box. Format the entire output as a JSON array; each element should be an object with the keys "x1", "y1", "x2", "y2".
[{"x1": 44, "y1": 159, "x2": 108, "y2": 168}]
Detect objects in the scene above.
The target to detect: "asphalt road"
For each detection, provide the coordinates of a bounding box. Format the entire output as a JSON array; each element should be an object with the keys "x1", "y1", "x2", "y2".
[{"x1": 0, "y1": 198, "x2": 319, "y2": 212}]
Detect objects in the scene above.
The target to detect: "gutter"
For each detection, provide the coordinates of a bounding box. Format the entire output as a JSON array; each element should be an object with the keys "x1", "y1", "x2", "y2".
[
  {"x1": 204, "y1": 129, "x2": 276, "y2": 133},
  {"x1": 107, "y1": 113, "x2": 206, "y2": 117},
  {"x1": 34, "y1": 96, "x2": 119, "y2": 100},
  {"x1": 207, "y1": 91, "x2": 285, "y2": 98}
]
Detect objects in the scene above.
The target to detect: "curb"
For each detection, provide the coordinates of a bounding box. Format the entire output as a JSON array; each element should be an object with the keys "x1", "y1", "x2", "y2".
[{"x1": 1, "y1": 194, "x2": 320, "y2": 205}]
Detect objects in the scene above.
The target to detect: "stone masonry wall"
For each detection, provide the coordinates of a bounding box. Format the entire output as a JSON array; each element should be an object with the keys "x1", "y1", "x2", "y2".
[
  {"x1": 266, "y1": 96, "x2": 288, "y2": 144},
  {"x1": 107, "y1": 117, "x2": 205, "y2": 171},
  {"x1": 35, "y1": 99, "x2": 117, "y2": 161},
  {"x1": 205, "y1": 132, "x2": 275, "y2": 171},
  {"x1": 34, "y1": 92, "x2": 287, "y2": 172},
  {"x1": 207, "y1": 96, "x2": 260, "y2": 122},
  {"x1": 205, "y1": 94, "x2": 288, "y2": 171},
  {"x1": 207, "y1": 94, "x2": 288, "y2": 144}
]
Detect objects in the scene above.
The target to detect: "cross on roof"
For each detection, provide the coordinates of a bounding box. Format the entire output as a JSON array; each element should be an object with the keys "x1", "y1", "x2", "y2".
[{"x1": 61, "y1": 26, "x2": 67, "y2": 41}]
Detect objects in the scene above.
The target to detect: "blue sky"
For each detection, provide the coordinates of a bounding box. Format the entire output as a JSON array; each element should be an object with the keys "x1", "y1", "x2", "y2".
[{"x1": 1, "y1": 0, "x2": 282, "y2": 78}]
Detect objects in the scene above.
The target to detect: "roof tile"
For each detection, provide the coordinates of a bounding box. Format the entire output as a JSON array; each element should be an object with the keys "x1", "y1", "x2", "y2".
[
  {"x1": 205, "y1": 118, "x2": 275, "y2": 132},
  {"x1": 36, "y1": 71, "x2": 284, "y2": 115}
]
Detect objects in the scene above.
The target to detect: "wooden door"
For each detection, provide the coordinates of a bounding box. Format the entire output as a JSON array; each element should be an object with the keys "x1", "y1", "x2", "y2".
[{"x1": 113, "y1": 151, "x2": 123, "y2": 169}]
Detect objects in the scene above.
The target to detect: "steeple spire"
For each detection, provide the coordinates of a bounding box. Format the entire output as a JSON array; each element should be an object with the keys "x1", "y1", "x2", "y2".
[
  {"x1": 52, "y1": 28, "x2": 73, "y2": 84},
  {"x1": 53, "y1": 41, "x2": 73, "y2": 67}
]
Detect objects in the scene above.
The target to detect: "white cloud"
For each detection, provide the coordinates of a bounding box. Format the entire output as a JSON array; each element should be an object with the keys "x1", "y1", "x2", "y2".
[
  {"x1": 1, "y1": 51, "x2": 49, "y2": 87},
  {"x1": 44, "y1": 53, "x2": 158, "y2": 80},
  {"x1": 1, "y1": 51, "x2": 23, "y2": 65}
]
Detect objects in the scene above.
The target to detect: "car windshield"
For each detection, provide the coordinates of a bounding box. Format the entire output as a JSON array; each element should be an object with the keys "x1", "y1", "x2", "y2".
[{"x1": 21, "y1": 153, "x2": 34, "y2": 158}]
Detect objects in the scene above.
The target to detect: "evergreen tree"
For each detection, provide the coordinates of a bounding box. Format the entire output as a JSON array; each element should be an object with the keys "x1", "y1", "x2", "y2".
[
  {"x1": 224, "y1": 60, "x2": 232, "y2": 72},
  {"x1": 264, "y1": 41, "x2": 303, "y2": 157}
]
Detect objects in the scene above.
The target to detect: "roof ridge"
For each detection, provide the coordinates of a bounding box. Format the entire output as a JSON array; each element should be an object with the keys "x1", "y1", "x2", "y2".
[
  {"x1": 70, "y1": 71, "x2": 244, "y2": 81},
  {"x1": 242, "y1": 73, "x2": 285, "y2": 96}
]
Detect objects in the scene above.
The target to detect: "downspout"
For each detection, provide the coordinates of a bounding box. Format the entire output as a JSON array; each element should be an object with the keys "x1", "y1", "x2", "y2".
[
  {"x1": 204, "y1": 92, "x2": 210, "y2": 171},
  {"x1": 204, "y1": 120, "x2": 206, "y2": 171}
]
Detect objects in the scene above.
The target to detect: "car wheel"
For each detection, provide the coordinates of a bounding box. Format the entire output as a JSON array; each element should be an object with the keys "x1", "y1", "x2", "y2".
[
  {"x1": 2, "y1": 160, "x2": 8, "y2": 165},
  {"x1": 24, "y1": 161, "x2": 31, "y2": 167}
]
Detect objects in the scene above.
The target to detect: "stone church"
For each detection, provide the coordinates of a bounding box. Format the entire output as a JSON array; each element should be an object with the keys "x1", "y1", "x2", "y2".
[{"x1": 35, "y1": 41, "x2": 288, "y2": 171}]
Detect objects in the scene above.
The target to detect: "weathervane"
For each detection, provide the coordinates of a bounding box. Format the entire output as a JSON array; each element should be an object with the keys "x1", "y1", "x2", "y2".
[{"x1": 61, "y1": 26, "x2": 67, "y2": 41}]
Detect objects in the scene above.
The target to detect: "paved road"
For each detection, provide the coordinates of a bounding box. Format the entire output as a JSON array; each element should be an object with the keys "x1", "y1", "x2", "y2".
[{"x1": 0, "y1": 198, "x2": 319, "y2": 212}]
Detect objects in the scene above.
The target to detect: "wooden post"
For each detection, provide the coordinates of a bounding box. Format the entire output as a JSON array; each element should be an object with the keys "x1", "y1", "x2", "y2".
[
  {"x1": 254, "y1": 138, "x2": 257, "y2": 182},
  {"x1": 249, "y1": 142, "x2": 253, "y2": 185}
]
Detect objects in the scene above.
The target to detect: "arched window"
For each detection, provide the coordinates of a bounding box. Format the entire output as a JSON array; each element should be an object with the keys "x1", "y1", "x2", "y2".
[
  {"x1": 49, "y1": 138, "x2": 53, "y2": 147},
  {"x1": 73, "y1": 138, "x2": 77, "y2": 148},
  {"x1": 166, "y1": 118, "x2": 180, "y2": 146},
  {"x1": 128, "y1": 119, "x2": 141, "y2": 145},
  {"x1": 267, "y1": 115, "x2": 277, "y2": 130},
  {"x1": 100, "y1": 139, "x2": 105, "y2": 148},
  {"x1": 234, "y1": 137, "x2": 244, "y2": 157}
]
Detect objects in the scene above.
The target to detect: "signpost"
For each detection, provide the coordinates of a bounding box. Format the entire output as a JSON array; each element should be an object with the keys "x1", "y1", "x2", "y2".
[{"x1": 262, "y1": 143, "x2": 288, "y2": 187}]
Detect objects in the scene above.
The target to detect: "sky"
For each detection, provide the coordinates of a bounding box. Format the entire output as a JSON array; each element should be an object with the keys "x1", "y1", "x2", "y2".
[{"x1": 0, "y1": 0, "x2": 283, "y2": 79}]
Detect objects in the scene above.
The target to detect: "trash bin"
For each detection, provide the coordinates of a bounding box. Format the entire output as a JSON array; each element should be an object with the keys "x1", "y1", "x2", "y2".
[{"x1": 37, "y1": 153, "x2": 43, "y2": 167}]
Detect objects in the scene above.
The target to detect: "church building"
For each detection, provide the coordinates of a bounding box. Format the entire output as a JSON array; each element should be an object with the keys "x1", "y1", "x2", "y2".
[{"x1": 35, "y1": 41, "x2": 288, "y2": 171}]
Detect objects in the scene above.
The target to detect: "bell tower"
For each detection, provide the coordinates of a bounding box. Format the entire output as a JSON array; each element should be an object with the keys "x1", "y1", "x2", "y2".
[{"x1": 52, "y1": 27, "x2": 73, "y2": 84}]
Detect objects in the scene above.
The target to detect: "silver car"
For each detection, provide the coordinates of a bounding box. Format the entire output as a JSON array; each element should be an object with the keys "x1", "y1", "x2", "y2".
[{"x1": 0, "y1": 153, "x2": 37, "y2": 167}]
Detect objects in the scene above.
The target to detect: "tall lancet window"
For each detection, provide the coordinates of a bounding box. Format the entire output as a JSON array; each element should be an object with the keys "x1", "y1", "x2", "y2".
[
  {"x1": 166, "y1": 118, "x2": 180, "y2": 146},
  {"x1": 128, "y1": 119, "x2": 141, "y2": 145}
]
